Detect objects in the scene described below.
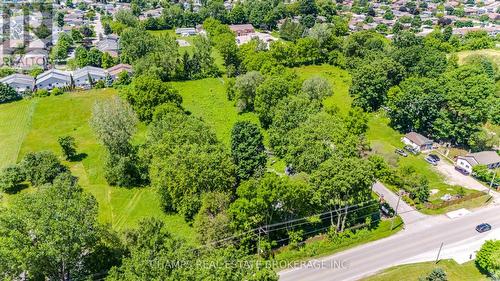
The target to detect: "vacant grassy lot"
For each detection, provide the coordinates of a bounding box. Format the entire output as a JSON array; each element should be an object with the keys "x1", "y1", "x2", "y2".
[
  {"x1": 456, "y1": 48, "x2": 500, "y2": 66},
  {"x1": 170, "y1": 78, "x2": 261, "y2": 146},
  {"x1": 294, "y1": 64, "x2": 352, "y2": 115},
  {"x1": 0, "y1": 90, "x2": 195, "y2": 242},
  {"x1": 363, "y1": 260, "x2": 488, "y2": 281}
]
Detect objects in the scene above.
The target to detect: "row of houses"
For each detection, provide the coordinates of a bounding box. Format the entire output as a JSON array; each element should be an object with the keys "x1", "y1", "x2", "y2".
[
  {"x1": 402, "y1": 131, "x2": 500, "y2": 175},
  {"x1": 0, "y1": 64, "x2": 132, "y2": 93}
]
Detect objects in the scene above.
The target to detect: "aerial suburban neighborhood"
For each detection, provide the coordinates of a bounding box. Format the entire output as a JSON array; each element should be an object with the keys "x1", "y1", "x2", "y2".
[{"x1": 0, "y1": 0, "x2": 498, "y2": 280}]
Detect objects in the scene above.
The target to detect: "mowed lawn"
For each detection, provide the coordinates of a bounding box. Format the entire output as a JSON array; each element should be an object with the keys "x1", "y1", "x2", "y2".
[
  {"x1": 0, "y1": 90, "x2": 195, "y2": 242},
  {"x1": 362, "y1": 260, "x2": 488, "y2": 281},
  {"x1": 170, "y1": 78, "x2": 261, "y2": 146}
]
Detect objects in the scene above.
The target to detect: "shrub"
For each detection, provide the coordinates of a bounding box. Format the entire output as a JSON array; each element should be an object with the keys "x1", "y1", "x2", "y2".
[
  {"x1": 58, "y1": 136, "x2": 77, "y2": 160},
  {"x1": 94, "y1": 80, "x2": 105, "y2": 89},
  {"x1": 0, "y1": 165, "x2": 25, "y2": 192},
  {"x1": 20, "y1": 151, "x2": 68, "y2": 186},
  {"x1": 0, "y1": 82, "x2": 20, "y2": 104},
  {"x1": 34, "y1": 89, "x2": 50, "y2": 97},
  {"x1": 419, "y1": 268, "x2": 447, "y2": 281},
  {"x1": 51, "y1": 88, "x2": 64, "y2": 96}
]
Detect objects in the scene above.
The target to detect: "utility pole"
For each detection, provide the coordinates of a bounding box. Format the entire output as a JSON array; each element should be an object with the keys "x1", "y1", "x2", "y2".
[
  {"x1": 391, "y1": 190, "x2": 402, "y2": 230},
  {"x1": 436, "y1": 242, "x2": 444, "y2": 264},
  {"x1": 488, "y1": 171, "x2": 497, "y2": 195}
]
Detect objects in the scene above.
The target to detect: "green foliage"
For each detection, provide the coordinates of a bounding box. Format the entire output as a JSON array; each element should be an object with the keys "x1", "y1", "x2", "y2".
[
  {"x1": 476, "y1": 240, "x2": 500, "y2": 279},
  {"x1": 19, "y1": 151, "x2": 68, "y2": 186},
  {"x1": 33, "y1": 88, "x2": 49, "y2": 97},
  {"x1": 254, "y1": 70, "x2": 301, "y2": 128},
  {"x1": 58, "y1": 135, "x2": 77, "y2": 160},
  {"x1": 349, "y1": 56, "x2": 405, "y2": 111},
  {"x1": 301, "y1": 76, "x2": 332, "y2": 100},
  {"x1": 106, "y1": 218, "x2": 278, "y2": 281},
  {"x1": 473, "y1": 165, "x2": 500, "y2": 186},
  {"x1": 0, "y1": 173, "x2": 121, "y2": 280},
  {"x1": 51, "y1": 87, "x2": 64, "y2": 96},
  {"x1": 0, "y1": 165, "x2": 25, "y2": 193},
  {"x1": 284, "y1": 112, "x2": 360, "y2": 173},
  {"x1": 231, "y1": 71, "x2": 264, "y2": 112},
  {"x1": 0, "y1": 83, "x2": 20, "y2": 104},
  {"x1": 280, "y1": 19, "x2": 305, "y2": 42},
  {"x1": 311, "y1": 156, "x2": 375, "y2": 231},
  {"x1": 90, "y1": 97, "x2": 137, "y2": 156},
  {"x1": 231, "y1": 121, "x2": 267, "y2": 180},
  {"x1": 121, "y1": 75, "x2": 182, "y2": 123},
  {"x1": 193, "y1": 191, "x2": 232, "y2": 245}
]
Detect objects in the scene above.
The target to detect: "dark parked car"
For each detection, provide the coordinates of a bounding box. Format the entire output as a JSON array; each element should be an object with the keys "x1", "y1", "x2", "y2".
[
  {"x1": 455, "y1": 166, "x2": 470, "y2": 176},
  {"x1": 424, "y1": 156, "x2": 438, "y2": 166},
  {"x1": 476, "y1": 223, "x2": 492, "y2": 233},
  {"x1": 395, "y1": 149, "x2": 408, "y2": 157},
  {"x1": 428, "y1": 154, "x2": 440, "y2": 162}
]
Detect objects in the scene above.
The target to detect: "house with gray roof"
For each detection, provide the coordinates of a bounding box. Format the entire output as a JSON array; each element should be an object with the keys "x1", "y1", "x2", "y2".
[
  {"x1": 401, "y1": 132, "x2": 433, "y2": 152},
  {"x1": 456, "y1": 151, "x2": 500, "y2": 174},
  {"x1": 97, "y1": 35, "x2": 119, "y2": 57},
  {"x1": 73, "y1": 66, "x2": 107, "y2": 88},
  {"x1": 0, "y1": 74, "x2": 34, "y2": 93},
  {"x1": 35, "y1": 69, "x2": 71, "y2": 90}
]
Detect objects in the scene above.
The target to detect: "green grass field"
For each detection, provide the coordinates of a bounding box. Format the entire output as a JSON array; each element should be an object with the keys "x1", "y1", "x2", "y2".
[
  {"x1": 456, "y1": 48, "x2": 500, "y2": 66},
  {"x1": 362, "y1": 260, "x2": 488, "y2": 281},
  {"x1": 170, "y1": 78, "x2": 262, "y2": 146},
  {"x1": 294, "y1": 64, "x2": 352, "y2": 115},
  {"x1": 0, "y1": 90, "x2": 195, "y2": 242}
]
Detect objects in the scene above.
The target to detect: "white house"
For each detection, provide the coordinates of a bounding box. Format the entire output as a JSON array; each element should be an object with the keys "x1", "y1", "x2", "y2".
[
  {"x1": 72, "y1": 66, "x2": 107, "y2": 88},
  {"x1": 456, "y1": 151, "x2": 500, "y2": 174},
  {"x1": 401, "y1": 132, "x2": 433, "y2": 152},
  {"x1": 0, "y1": 74, "x2": 34, "y2": 93},
  {"x1": 35, "y1": 69, "x2": 71, "y2": 90}
]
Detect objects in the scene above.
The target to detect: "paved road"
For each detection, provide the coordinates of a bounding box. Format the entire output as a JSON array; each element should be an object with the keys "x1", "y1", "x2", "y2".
[
  {"x1": 279, "y1": 205, "x2": 500, "y2": 281},
  {"x1": 372, "y1": 182, "x2": 427, "y2": 226}
]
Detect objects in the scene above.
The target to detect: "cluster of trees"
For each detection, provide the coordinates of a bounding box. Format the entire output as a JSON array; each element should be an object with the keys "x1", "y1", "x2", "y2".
[
  {"x1": 347, "y1": 30, "x2": 498, "y2": 148},
  {"x1": 0, "y1": 153, "x2": 275, "y2": 280},
  {"x1": 119, "y1": 26, "x2": 219, "y2": 81},
  {"x1": 106, "y1": 0, "x2": 342, "y2": 33},
  {"x1": 72, "y1": 46, "x2": 117, "y2": 69}
]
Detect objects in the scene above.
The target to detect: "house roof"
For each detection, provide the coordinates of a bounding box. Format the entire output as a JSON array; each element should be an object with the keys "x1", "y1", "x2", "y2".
[
  {"x1": 97, "y1": 37, "x2": 119, "y2": 52},
  {"x1": 36, "y1": 69, "x2": 71, "y2": 84},
  {"x1": 106, "y1": 63, "x2": 132, "y2": 76},
  {"x1": 229, "y1": 24, "x2": 255, "y2": 32},
  {"x1": 0, "y1": 73, "x2": 34, "y2": 85},
  {"x1": 459, "y1": 151, "x2": 500, "y2": 166},
  {"x1": 404, "y1": 132, "x2": 433, "y2": 146},
  {"x1": 73, "y1": 66, "x2": 107, "y2": 79}
]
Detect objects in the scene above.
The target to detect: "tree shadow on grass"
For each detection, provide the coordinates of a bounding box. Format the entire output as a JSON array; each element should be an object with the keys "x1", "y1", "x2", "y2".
[
  {"x1": 4, "y1": 183, "x2": 29, "y2": 195},
  {"x1": 69, "y1": 153, "x2": 88, "y2": 162}
]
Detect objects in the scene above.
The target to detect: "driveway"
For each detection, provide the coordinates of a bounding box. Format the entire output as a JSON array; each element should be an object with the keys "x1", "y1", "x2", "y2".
[
  {"x1": 372, "y1": 182, "x2": 428, "y2": 227},
  {"x1": 433, "y1": 160, "x2": 500, "y2": 202}
]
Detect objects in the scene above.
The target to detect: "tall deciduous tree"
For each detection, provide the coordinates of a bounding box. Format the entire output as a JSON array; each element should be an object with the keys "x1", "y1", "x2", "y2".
[
  {"x1": 231, "y1": 121, "x2": 267, "y2": 180},
  {"x1": 311, "y1": 156, "x2": 375, "y2": 231},
  {"x1": 0, "y1": 173, "x2": 119, "y2": 280},
  {"x1": 121, "y1": 75, "x2": 182, "y2": 123}
]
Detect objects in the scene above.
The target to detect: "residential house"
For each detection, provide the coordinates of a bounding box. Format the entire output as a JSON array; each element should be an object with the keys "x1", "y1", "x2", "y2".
[
  {"x1": 0, "y1": 73, "x2": 34, "y2": 93},
  {"x1": 401, "y1": 132, "x2": 433, "y2": 152},
  {"x1": 73, "y1": 66, "x2": 107, "y2": 88},
  {"x1": 456, "y1": 151, "x2": 500, "y2": 174},
  {"x1": 35, "y1": 69, "x2": 71, "y2": 90},
  {"x1": 175, "y1": 27, "x2": 197, "y2": 36},
  {"x1": 106, "y1": 63, "x2": 133, "y2": 79},
  {"x1": 97, "y1": 35, "x2": 119, "y2": 57},
  {"x1": 229, "y1": 24, "x2": 255, "y2": 36},
  {"x1": 16, "y1": 49, "x2": 48, "y2": 70}
]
